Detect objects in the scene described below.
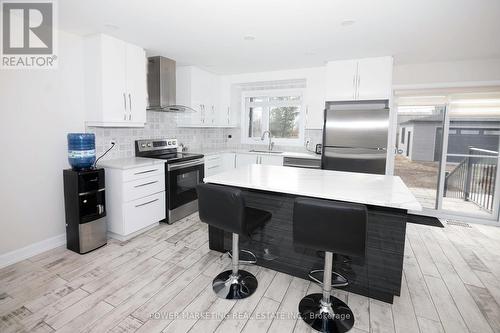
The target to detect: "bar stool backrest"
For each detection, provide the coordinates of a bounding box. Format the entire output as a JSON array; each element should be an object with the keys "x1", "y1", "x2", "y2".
[
  {"x1": 293, "y1": 197, "x2": 367, "y2": 258},
  {"x1": 197, "y1": 183, "x2": 246, "y2": 235}
]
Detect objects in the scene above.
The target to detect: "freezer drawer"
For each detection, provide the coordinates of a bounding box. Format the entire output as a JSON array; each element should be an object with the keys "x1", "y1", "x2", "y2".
[{"x1": 322, "y1": 147, "x2": 387, "y2": 174}]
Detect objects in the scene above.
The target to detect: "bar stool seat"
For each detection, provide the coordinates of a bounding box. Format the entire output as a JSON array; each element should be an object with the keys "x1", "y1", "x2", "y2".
[
  {"x1": 197, "y1": 183, "x2": 272, "y2": 300},
  {"x1": 293, "y1": 197, "x2": 367, "y2": 333}
]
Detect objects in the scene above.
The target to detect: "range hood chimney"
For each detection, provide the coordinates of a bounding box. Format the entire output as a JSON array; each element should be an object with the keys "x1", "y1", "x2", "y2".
[{"x1": 147, "y1": 56, "x2": 191, "y2": 112}]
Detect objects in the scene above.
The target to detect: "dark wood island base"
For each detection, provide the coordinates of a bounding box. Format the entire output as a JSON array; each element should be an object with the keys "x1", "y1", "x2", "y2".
[{"x1": 208, "y1": 189, "x2": 408, "y2": 304}]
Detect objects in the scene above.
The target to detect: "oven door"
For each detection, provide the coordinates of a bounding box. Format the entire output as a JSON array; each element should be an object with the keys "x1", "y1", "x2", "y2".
[{"x1": 167, "y1": 159, "x2": 204, "y2": 211}]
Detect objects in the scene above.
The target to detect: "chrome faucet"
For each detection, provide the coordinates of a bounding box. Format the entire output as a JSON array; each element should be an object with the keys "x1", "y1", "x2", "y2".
[{"x1": 261, "y1": 131, "x2": 274, "y2": 151}]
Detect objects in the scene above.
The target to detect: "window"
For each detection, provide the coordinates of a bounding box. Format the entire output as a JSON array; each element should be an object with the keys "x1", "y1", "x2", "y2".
[{"x1": 242, "y1": 91, "x2": 304, "y2": 145}]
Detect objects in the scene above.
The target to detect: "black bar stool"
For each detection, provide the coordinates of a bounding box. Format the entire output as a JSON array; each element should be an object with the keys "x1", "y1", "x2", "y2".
[
  {"x1": 293, "y1": 197, "x2": 367, "y2": 333},
  {"x1": 197, "y1": 183, "x2": 272, "y2": 300}
]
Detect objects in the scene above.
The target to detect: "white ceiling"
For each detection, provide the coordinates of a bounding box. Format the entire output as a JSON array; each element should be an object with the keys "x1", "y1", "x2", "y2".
[{"x1": 58, "y1": 0, "x2": 500, "y2": 74}]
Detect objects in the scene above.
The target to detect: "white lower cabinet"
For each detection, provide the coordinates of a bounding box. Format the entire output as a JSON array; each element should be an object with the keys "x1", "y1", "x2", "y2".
[
  {"x1": 260, "y1": 155, "x2": 283, "y2": 166},
  {"x1": 104, "y1": 163, "x2": 166, "y2": 240},
  {"x1": 235, "y1": 154, "x2": 258, "y2": 168},
  {"x1": 204, "y1": 153, "x2": 236, "y2": 177},
  {"x1": 235, "y1": 153, "x2": 283, "y2": 168},
  {"x1": 123, "y1": 191, "x2": 165, "y2": 235},
  {"x1": 222, "y1": 153, "x2": 236, "y2": 170},
  {"x1": 204, "y1": 152, "x2": 283, "y2": 178}
]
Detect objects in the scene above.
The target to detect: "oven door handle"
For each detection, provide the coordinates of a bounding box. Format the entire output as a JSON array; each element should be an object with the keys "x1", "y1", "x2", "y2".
[{"x1": 168, "y1": 159, "x2": 204, "y2": 171}]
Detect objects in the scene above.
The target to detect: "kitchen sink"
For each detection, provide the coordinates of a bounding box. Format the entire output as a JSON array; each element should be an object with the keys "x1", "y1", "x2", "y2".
[{"x1": 249, "y1": 150, "x2": 283, "y2": 154}]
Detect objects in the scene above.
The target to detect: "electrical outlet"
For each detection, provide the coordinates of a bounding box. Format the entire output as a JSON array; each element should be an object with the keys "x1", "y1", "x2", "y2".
[
  {"x1": 109, "y1": 139, "x2": 116, "y2": 146},
  {"x1": 305, "y1": 137, "x2": 312, "y2": 147}
]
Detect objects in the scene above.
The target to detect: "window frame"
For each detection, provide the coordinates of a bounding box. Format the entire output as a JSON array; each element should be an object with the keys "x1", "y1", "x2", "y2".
[{"x1": 240, "y1": 88, "x2": 305, "y2": 146}]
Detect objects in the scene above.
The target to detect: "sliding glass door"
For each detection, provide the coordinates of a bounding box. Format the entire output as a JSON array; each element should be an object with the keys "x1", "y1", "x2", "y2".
[
  {"x1": 394, "y1": 105, "x2": 446, "y2": 210},
  {"x1": 440, "y1": 96, "x2": 500, "y2": 220},
  {"x1": 394, "y1": 92, "x2": 500, "y2": 222}
]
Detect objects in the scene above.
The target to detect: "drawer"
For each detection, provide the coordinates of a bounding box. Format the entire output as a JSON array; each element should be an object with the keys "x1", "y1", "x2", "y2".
[
  {"x1": 123, "y1": 191, "x2": 165, "y2": 235},
  {"x1": 205, "y1": 164, "x2": 222, "y2": 177},
  {"x1": 122, "y1": 164, "x2": 164, "y2": 182},
  {"x1": 123, "y1": 173, "x2": 165, "y2": 202},
  {"x1": 205, "y1": 155, "x2": 222, "y2": 168}
]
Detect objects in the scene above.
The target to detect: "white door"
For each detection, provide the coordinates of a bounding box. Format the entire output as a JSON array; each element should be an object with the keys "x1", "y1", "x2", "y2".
[
  {"x1": 325, "y1": 59, "x2": 358, "y2": 101},
  {"x1": 260, "y1": 155, "x2": 283, "y2": 166},
  {"x1": 125, "y1": 43, "x2": 147, "y2": 124},
  {"x1": 235, "y1": 154, "x2": 258, "y2": 168},
  {"x1": 100, "y1": 35, "x2": 127, "y2": 122},
  {"x1": 356, "y1": 57, "x2": 393, "y2": 100}
]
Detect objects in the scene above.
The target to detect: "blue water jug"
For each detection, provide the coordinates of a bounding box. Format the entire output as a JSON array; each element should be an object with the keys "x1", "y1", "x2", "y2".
[{"x1": 67, "y1": 133, "x2": 96, "y2": 170}]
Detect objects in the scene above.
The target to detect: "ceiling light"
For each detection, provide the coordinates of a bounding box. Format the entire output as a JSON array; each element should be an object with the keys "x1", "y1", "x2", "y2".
[
  {"x1": 243, "y1": 35, "x2": 256, "y2": 41},
  {"x1": 341, "y1": 20, "x2": 355, "y2": 27}
]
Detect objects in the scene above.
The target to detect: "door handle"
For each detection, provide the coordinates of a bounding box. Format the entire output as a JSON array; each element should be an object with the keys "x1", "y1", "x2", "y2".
[
  {"x1": 134, "y1": 169, "x2": 159, "y2": 175},
  {"x1": 123, "y1": 93, "x2": 127, "y2": 120},
  {"x1": 134, "y1": 180, "x2": 158, "y2": 188},
  {"x1": 97, "y1": 204, "x2": 104, "y2": 215},
  {"x1": 352, "y1": 74, "x2": 356, "y2": 99},
  {"x1": 357, "y1": 75, "x2": 361, "y2": 99},
  {"x1": 135, "y1": 198, "x2": 159, "y2": 208}
]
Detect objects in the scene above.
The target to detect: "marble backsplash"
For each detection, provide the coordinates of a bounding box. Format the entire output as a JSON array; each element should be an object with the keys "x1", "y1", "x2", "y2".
[{"x1": 87, "y1": 111, "x2": 323, "y2": 160}]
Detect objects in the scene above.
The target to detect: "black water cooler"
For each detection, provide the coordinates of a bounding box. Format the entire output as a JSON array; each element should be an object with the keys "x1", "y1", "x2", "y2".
[{"x1": 63, "y1": 168, "x2": 107, "y2": 254}]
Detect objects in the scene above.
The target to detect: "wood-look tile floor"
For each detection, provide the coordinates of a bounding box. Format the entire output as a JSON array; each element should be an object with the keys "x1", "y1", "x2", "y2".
[{"x1": 2, "y1": 213, "x2": 500, "y2": 333}]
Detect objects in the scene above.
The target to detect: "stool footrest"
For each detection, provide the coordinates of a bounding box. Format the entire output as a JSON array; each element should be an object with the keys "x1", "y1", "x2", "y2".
[
  {"x1": 309, "y1": 270, "x2": 349, "y2": 288},
  {"x1": 227, "y1": 249, "x2": 257, "y2": 265}
]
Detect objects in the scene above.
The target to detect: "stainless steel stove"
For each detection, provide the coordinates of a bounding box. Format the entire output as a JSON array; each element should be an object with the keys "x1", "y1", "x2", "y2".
[{"x1": 135, "y1": 139, "x2": 204, "y2": 224}]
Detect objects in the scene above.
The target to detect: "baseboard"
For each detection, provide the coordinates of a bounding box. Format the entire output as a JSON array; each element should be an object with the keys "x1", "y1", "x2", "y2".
[{"x1": 0, "y1": 234, "x2": 66, "y2": 269}]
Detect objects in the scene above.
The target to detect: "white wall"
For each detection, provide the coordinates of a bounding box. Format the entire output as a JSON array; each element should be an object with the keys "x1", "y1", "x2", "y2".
[
  {"x1": 393, "y1": 58, "x2": 500, "y2": 86},
  {"x1": 0, "y1": 31, "x2": 85, "y2": 258}
]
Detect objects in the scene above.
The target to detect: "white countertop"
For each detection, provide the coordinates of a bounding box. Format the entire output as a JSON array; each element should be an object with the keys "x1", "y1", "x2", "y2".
[
  {"x1": 204, "y1": 165, "x2": 422, "y2": 211},
  {"x1": 98, "y1": 157, "x2": 165, "y2": 170}
]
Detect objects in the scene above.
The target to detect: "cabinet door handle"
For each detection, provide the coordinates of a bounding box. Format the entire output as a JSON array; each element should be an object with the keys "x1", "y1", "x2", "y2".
[
  {"x1": 207, "y1": 165, "x2": 219, "y2": 170},
  {"x1": 123, "y1": 93, "x2": 127, "y2": 111},
  {"x1": 134, "y1": 180, "x2": 158, "y2": 188},
  {"x1": 134, "y1": 169, "x2": 158, "y2": 175},
  {"x1": 352, "y1": 75, "x2": 356, "y2": 100},
  {"x1": 135, "y1": 198, "x2": 159, "y2": 208},
  {"x1": 357, "y1": 75, "x2": 361, "y2": 99}
]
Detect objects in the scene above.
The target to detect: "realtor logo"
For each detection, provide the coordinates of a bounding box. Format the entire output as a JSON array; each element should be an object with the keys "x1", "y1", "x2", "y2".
[{"x1": 1, "y1": 0, "x2": 57, "y2": 68}]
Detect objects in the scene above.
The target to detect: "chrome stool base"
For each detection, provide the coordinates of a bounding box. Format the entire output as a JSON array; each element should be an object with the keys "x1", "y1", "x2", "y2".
[
  {"x1": 299, "y1": 293, "x2": 354, "y2": 333},
  {"x1": 212, "y1": 269, "x2": 258, "y2": 300},
  {"x1": 309, "y1": 270, "x2": 348, "y2": 288}
]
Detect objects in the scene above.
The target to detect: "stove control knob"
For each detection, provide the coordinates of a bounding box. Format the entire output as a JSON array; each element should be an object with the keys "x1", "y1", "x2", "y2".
[
  {"x1": 141, "y1": 144, "x2": 146, "y2": 148},
  {"x1": 167, "y1": 141, "x2": 172, "y2": 145},
  {"x1": 147, "y1": 143, "x2": 152, "y2": 147}
]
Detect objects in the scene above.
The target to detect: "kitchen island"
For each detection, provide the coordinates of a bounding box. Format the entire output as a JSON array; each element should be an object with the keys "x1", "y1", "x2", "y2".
[{"x1": 204, "y1": 164, "x2": 421, "y2": 303}]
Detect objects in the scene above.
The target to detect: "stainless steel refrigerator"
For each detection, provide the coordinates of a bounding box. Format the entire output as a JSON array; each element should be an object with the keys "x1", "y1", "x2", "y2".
[{"x1": 321, "y1": 100, "x2": 390, "y2": 174}]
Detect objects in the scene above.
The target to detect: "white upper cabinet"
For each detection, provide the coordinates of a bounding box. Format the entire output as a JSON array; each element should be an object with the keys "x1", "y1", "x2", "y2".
[
  {"x1": 304, "y1": 67, "x2": 327, "y2": 129},
  {"x1": 176, "y1": 66, "x2": 237, "y2": 128},
  {"x1": 325, "y1": 56, "x2": 393, "y2": 102},
  {"x1": 356, "y1": 57, "x2": 393, "y2": 100},
  {"x1": 84, "y1": 34, "x2": 147, "y2": 127},
  {"x1": 125, "y1": 43, "x2": 147, "y2": 124},
  {"x1": 325, "y1": 59, "x2": 359, "y2": 101}
]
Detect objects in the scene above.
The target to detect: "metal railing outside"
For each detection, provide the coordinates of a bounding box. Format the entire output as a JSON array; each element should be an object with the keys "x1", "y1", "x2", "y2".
[{"x1": 444, "y1": 147, "x2": 498, "y2": 213}]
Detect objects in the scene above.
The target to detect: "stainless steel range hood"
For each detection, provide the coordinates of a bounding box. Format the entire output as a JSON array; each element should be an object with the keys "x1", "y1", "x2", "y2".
[{"x1": 147, "y1": 56, "x2": 192, "y2": 112}]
